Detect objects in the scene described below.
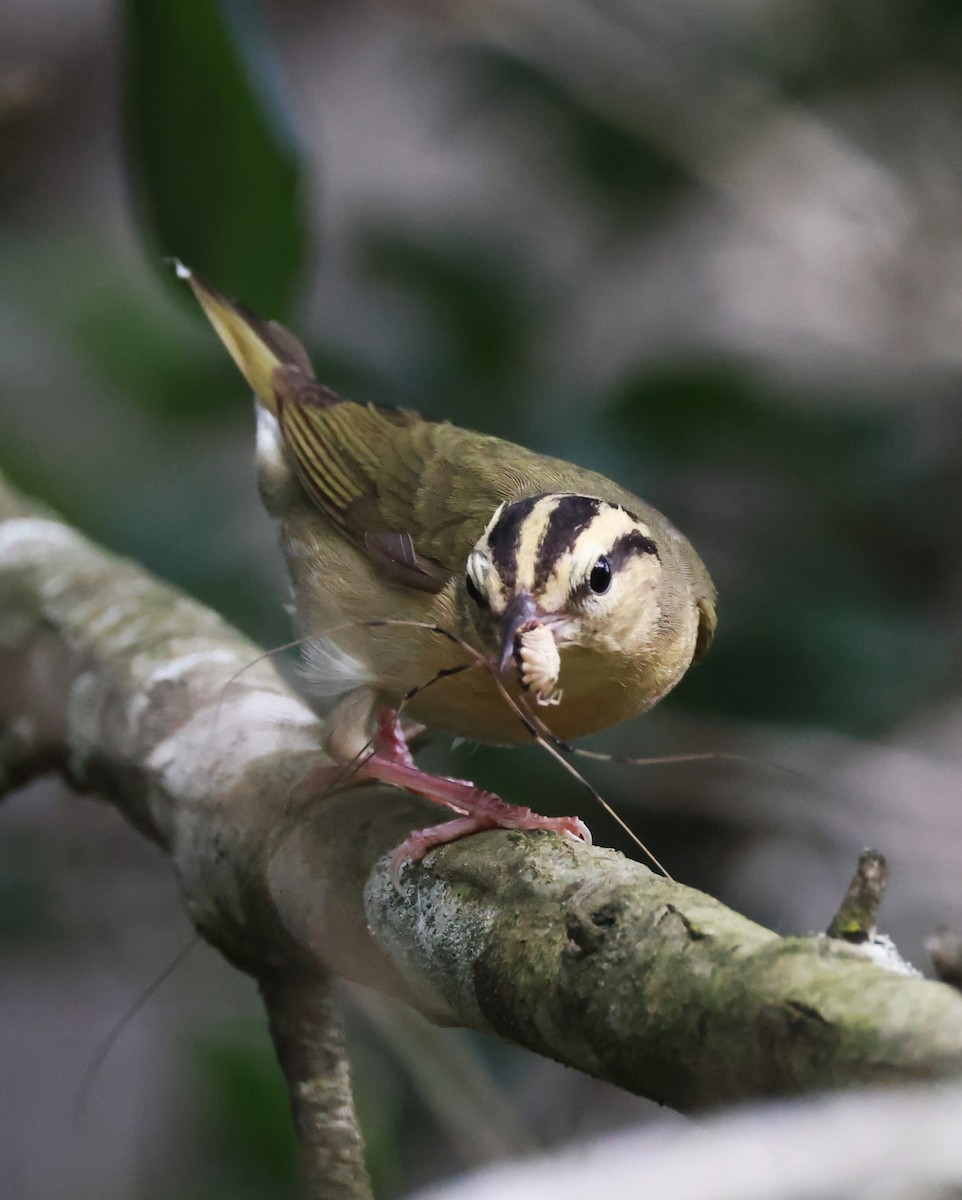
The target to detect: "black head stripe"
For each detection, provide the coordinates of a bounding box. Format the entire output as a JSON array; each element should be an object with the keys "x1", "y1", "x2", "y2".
[
  {"x1": 534, "y1": 495, "x2": 603, "y2": 589},
  {"x1": 569, "y1": 526, "x2": 659, "y2": 604},
  {"x1": 610, "y1": 529, "x2": 659, "y2": 568},
  {"x1": 487, "y1": 494, "x2": 543, "y2": 588}
]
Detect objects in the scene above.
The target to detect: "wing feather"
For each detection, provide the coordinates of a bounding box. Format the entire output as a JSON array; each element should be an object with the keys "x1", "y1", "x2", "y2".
[{"x1": 275, "y1": 379, "x2": 656, "y2": 591}]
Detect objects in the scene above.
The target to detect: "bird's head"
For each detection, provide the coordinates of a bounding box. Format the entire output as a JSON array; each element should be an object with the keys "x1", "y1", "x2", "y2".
[{"x1": 460, "y1": 493, "x2": 710, "y2": 702}]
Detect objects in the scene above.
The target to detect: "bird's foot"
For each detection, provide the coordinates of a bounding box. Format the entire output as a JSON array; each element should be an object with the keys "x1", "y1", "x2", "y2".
[
  {"x1": 387, "y1": 809, "x2": 591, "y2": 891},
  {"x1": 361, "y1": 710, "x2": 591, "y2": 889}
]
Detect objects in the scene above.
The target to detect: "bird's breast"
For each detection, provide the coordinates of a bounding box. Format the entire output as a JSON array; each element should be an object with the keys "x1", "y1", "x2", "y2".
[{"x1": 402, "y1": 642, "x2": 685, "y2": 744}]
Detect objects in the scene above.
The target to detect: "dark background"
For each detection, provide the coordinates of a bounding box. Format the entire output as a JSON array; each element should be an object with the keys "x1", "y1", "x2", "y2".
[{"x1": 2, "y1": 1, "x2": 962, "y2": 1196}]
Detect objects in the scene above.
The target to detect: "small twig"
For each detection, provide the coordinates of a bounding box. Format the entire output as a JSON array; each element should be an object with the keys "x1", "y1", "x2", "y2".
[
  {"x1": 927, "y1": 930, "x2": 962, "y2": 994},
  {"x1": 260, "y1": 971, "x2": 373, "y2": 1200},
  {"x1": 826, "y1": 849, "x2": 889, "y2": 942}
]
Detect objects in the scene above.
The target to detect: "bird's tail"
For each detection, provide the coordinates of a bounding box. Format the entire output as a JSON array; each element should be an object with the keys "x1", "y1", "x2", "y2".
[{"x1": 174, "y1": 261, "x2": 315, "y2": 415}]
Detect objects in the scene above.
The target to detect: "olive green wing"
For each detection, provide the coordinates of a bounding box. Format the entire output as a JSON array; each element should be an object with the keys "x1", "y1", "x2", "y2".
[
  {"x1": 276, "y1": 387, "x2": 592, "y2": 592},
  {"x1": 282, "y1": 387, "x2": 721, "y2": 658},
  {"x1": 178, "y1": 266, "x2": 583, "y2": 594}
]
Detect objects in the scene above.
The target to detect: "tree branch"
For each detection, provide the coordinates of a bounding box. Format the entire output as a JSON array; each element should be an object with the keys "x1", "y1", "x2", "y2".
[
  {"x1": 408, "y1": 1082, "x2": 962, "y2": 1200},
  {"x1": 2, "y1": 471, "x2": 962, "y2": 1187},
  {"x1": 261, "y1": 972, "x2": 372, "y2": 1200}
]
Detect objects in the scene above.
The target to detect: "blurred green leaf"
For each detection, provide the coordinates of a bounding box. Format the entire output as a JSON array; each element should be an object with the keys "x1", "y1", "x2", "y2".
[
  {"x1": 683, "y1": 589, "x2": 954, "y2": 735},
  {"x1": 357, "y1": 224, "x2": 542, "y2": 436},
  {"x1": 0, "y1": 832, "x2": 61, "y2": 947},
  {"x1": 455, "y1": 48, "x2": 689, "y2": 223},
  {"x1": 191, "y1": 1023, "x2": 299, "y2": 1199},
  {"x1": 746, "y1": 0, "x2": 962, "y2": 97},
  {"x1": 0, "y1": 234, "x2": 243, "y2": 422},
  {"x1": 123, "y1": 0, "x2": 309, "y2": 316},
  {"x1": 606, "y1": 357, "x2": 962, "y2": 735},
  {"x1": 609, "y1": 359, "x2": 890, "y2": 469}
]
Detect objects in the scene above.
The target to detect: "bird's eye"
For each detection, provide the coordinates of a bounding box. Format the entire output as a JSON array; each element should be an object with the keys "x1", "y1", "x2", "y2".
[
  {"x1": 588, "y1": 556, "x2": 612, "y2": 595},
  {"x1": 465, "y1": 573, "x2": 484, "y2": 605}
]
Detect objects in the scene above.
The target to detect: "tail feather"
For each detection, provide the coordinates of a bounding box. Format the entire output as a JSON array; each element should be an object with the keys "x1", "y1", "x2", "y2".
[{"x1": 174, "y1": 261, "x2": 315, "y2": 415}]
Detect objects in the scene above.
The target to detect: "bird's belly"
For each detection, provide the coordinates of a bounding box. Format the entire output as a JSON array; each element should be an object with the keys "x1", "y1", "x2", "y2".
[{"x1": 403, "y1": 644, "x2": 679, "y2": 744}]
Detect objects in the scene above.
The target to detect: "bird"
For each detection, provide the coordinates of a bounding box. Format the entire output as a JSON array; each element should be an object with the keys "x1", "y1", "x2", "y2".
[{"x1": 179, "y1": 265, "x2": 716, "y2": 877}]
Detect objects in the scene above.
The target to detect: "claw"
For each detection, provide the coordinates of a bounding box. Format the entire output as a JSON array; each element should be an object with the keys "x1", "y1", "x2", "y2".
[
  {"x1": 560, "y1": 817, "x2": 592, "y2": 846},
  {"x1": 355, "y1": 709, "x2": 592, "y2": 892}
]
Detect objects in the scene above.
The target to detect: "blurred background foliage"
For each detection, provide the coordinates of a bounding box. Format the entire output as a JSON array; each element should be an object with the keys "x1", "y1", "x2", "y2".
[{"x1": 2, "y1": 0, "x2": 962, "y2": 1197}]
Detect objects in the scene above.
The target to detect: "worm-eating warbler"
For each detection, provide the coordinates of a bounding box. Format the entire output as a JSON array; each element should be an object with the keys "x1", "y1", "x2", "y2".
[{"x1": 180, "y1": 266, "x2": 716, "y2": 871}]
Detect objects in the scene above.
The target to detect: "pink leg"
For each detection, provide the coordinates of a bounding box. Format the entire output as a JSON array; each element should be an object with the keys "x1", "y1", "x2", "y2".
[{"x1": 362, "y1": 710, "x2": 591, "y2": 887}]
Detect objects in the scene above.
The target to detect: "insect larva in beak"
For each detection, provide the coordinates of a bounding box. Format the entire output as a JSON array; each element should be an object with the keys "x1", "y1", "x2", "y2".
[{"x1": 517, "y1": 622, "x2": 563, "y2": 706}]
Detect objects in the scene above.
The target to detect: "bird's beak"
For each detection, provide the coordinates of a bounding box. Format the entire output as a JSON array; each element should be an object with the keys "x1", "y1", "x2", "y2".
[{"x1": 498, "y1": 591, "x2": 539, "y2": 673}]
